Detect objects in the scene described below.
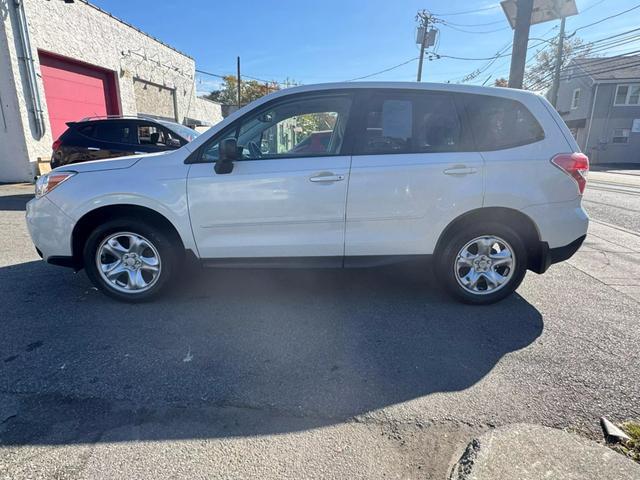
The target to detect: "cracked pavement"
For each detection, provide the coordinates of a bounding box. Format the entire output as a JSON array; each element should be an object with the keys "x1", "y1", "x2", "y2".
[{"x1": 0, "y1": 172, "x2": 639, "y2": 479}]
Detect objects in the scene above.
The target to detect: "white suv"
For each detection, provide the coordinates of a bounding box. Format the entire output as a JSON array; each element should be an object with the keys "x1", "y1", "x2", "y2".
[{"x1": 26, "y1": 82, "x2": 589, "y2": 304}]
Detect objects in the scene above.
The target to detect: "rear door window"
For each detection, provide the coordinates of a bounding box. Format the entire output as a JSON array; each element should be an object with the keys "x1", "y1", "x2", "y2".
[
  {"x1": 464, "y1": 95, "x2": 544, "y2": 150},
  {"x1": 93, "y1": 122, "x2": 137, "y2": 145},
  {"x1": 138, "y1": 124, "x2": 165, "y2": 145},
  {"x1": 357, "y1": 91, "x2": 462, "y2": 155}
]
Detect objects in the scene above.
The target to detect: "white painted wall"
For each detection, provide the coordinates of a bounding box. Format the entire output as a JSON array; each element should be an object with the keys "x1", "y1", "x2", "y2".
[
  {"x1": 0, "y1": 3, "x2": 35, "y2": 182},
  {"x1": 0, "y1": 0, "x2": 221, "y2": 182}
]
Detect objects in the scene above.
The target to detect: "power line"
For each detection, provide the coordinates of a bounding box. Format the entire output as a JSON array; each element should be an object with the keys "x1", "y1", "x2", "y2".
[
  {"x1": 196, "y1": 68, "x2": 292, "y2": 88},
  {"x1": 344, "y1": 57, "x2": 419, "y2": 82},
  {"x1": 570, "y1": 3, "x2": 640, "y2": 35},
  {"x1": 558, "y1": 57, "x2": 640, "y2": 80},
  {"x1": 440, "y1": 23, "x2": 509, "y2": 34},
  {"x1": 195, "y1": 68, "x2": 226, "y2": 79},
  {"x1": 520, "y1": 26, "x2": 640, "y2": 89},
  {"x1": 526, "y1": 53, "x2": 640, "y2": 90},
  {"x1": 580, "y1": 0, "x2": 607, "y2": 14},
  {"x1": 464, "y1": 25, "x2": 560, "y2": 84},
  {"x1": 434, "y1": 52, "x2": 511, "y2": 61},
  {"x1": 432, "y1": 39, "x2": 552, "y2": 62},
  {"x1": 443, "y1": 19, "x2": 505, "y2": 27},
  {"x1": 431, "y1": 5, "x2": 501, "y2": 16}
]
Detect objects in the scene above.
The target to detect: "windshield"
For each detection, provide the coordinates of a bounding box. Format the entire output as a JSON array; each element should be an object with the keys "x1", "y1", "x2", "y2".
[{"x1": 159, "y1": 121, "x2": 201, "y2": 142}]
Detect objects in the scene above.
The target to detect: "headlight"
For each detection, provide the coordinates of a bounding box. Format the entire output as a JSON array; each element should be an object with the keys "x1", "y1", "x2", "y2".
[{"x1": 35, "y1": 172, "x2": 76, "y2": 198}]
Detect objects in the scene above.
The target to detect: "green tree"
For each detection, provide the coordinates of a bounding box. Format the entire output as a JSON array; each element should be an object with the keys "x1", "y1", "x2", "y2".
[
  {"x1": 206, "y1": 75, "x2": 280, "y2": 106},
  {"x1": 525, "y1": 35, "x2": 593, "y2": 93}
]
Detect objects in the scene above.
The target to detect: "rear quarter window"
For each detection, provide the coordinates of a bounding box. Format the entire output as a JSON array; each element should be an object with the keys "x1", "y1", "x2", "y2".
[
  {"x1": 76, "y1": 124, "x2": 96, "y2": 138},
  {"x1": 464, "y1": 95, "x2": 544, "y2": 151}
]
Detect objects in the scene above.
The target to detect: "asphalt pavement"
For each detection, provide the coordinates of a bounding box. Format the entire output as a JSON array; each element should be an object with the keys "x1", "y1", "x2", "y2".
[{"x1": 0, "y1": 170, "x2": 639, "y2": 479}]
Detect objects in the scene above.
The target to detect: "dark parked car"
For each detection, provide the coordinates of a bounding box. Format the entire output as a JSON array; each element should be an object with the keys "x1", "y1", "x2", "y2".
[{"x1": 50, "y1": 116, "x2": 200, "y2": 168}]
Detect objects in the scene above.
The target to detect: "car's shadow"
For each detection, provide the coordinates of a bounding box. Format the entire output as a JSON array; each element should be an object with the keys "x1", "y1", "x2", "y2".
[
  {"x1": 0, "y1": 193, "x2": 33, "y2": 211},
  {"x1": 0, "y1": 257, "x2": 543, "y2": 446}
]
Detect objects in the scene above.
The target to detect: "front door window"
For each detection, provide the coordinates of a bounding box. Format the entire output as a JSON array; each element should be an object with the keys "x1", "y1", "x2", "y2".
[{"x1": 201, "y1": 94, "x2": 352, "y2": 162}]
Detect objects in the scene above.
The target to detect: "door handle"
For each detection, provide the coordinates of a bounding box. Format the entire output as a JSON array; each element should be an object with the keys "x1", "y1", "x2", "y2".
[
  {"x1": 87, "y1": 147, "x2": 100, "y2": 151},
  {"x1": 309, "y1": 173, "x2": 345, "y2": 183},
  {"x1": 443, "y1": 166, "x2": 477, "y2": 176}
]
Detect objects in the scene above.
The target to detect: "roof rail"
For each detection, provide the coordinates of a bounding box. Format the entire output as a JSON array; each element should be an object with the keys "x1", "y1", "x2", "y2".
[{"x1": 78, "y1": 114, "x2": 158, "y2": 122}]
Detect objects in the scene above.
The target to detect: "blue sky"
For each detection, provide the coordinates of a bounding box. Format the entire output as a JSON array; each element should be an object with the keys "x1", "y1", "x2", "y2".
[{"x1": 91, "y1": 0, "x2": 639, "y2": 95}]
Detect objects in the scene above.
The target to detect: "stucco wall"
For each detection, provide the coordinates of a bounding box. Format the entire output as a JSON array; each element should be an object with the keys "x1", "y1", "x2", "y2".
[
  {"x1": 0, "y1": 2, "x2": 36, "y2": 182},
  {"x1": 585, "y1": 83, "x2": 640, "y2": 165},
  {"x1": 189, "y1": 96, "x2": 223, "y2": 130},
  {"x1": 557, "y1": 72, "x2": 594, "y2": 122},
  {"x1": 0, "y1": 0, "x2": 221, "y2": 182}
]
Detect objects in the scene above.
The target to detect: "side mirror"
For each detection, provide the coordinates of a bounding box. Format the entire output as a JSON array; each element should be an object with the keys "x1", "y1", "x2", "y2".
[
  {"x1": 166, "y1": 138, "x2": 181, "y2": 148},
  {"x1": 215, "y1": 138, "x2": 238, "y2": 174}
]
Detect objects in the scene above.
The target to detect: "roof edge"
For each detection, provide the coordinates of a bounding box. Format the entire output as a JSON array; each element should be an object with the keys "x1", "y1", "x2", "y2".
[{"x1": 81, "y1": 1, "x2": 193, "y2": 60}]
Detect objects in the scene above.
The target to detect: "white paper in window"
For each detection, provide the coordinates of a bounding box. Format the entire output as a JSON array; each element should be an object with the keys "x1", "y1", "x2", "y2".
[{"x1": 382, "y1": 100, "x2": 412, "y2": 140}]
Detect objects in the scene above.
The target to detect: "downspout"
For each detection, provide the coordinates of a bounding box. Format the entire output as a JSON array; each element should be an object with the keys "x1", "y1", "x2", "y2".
[
  {"x1": 12, "y1": 0, "x2": 46, "y2": 139},
  {"x1": 584, "y1": 82, "x2": 598, "y2": 157}
]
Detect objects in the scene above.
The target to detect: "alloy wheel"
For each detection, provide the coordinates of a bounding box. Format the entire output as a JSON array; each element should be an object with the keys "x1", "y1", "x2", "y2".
[
  {"x1": 454, "y1": 235, "x2": 515, "y2": 295},
  {"x1": 95, "y1": 232, "x2": 161, "y2": 293}
]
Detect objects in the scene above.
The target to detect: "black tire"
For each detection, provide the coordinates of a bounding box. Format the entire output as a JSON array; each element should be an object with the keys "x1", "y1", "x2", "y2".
[
  {"x1": 83, "y1": 218, "x2": 176, "y2": 302},
  {"x1": 436, "y1": 223, "x2": 528, "y2": 305}
]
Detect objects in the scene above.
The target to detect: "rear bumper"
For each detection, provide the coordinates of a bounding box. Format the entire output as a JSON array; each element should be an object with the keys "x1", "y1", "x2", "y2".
[{"x1": 531, "y1": 234, "x2": 586, "y2": 274}]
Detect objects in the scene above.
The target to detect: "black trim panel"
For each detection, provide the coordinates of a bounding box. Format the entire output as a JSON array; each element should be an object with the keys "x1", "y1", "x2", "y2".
[
  {"x1": 202, "y1": 256, "x2": 342, "y2": 269},
  {"x1": 201, "y1": 255, "x2": 432, "y2": 269},
  {"x1": 549, "y1": 235, "x2": 586, "y2": 264},
  {"x1": 47, "y1": 255, "x2": 81, "y2": 270},
  {"x1": 343, "y1": 255, "x2": 431, "y2": 268},
  {"x1": 530, "y1": 235, "x2": 586, "y2": 274}
]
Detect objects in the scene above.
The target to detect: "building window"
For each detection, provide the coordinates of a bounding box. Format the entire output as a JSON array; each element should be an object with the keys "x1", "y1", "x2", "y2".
[
  {"x1": 569, "y1": 127, "x2": 579, "y2": 140},
  {"x1": 571, "y1": 88, "x2": 581, "y2": 109},
  {"x1": 612, "y1": 128, "x2": 630, "y2": 144},
  {"x1": 614, "y1": 84, "x2": 640, "y2": 105}
]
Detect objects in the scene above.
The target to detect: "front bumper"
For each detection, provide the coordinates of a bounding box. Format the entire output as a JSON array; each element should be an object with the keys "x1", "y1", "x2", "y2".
[{"x1": 26, "y1": 196, "x2": 75, "y2": 263}]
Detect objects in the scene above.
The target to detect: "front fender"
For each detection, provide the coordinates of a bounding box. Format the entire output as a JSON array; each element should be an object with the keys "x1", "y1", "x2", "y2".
[{"x1": 46, "y1": 167, "x2": 198, "y2": 255}]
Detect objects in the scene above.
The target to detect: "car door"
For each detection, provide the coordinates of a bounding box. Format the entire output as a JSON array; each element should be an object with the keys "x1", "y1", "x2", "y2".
[
  {"x1": 186, "y1": 92, "x2": 354, "y2": 261},
  {"x1": 344, "y1": 89, "x2": 484, "y2": 259}
]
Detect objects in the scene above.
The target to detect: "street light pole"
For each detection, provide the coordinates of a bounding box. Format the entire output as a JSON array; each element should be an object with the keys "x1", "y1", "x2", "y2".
[
  {"x1": 236, "y1": 56, "x2": 241, "y2": 108},
  {"x1": 416, "y1": 10, "x2": 431, "y2": 82},
  {"x1": 507, "y1": 0, "x2": 534, "y2": 89},
  {"x1": 550, "y1": 16, "x2": 566, "y2": 107}
]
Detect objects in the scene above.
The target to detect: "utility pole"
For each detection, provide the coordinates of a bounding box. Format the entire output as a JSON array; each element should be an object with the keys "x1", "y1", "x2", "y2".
[
  {"x1": 550, "y1": 17, "x2": 566, "y2": 107},
  {"x1": 416, "y1": 10, "x2": 431, "y2": 82},
  {"x1": 236, "y1": 56, "x2": 241, "y2": 108},
  {"x1": 507, "y1": 0, "x2": 534, "y2": 89}
]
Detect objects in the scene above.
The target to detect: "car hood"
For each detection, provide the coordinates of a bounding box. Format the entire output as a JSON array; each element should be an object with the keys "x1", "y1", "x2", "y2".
[{"x1": 54, "y1": 151, "x2": 170, "y2": 173}]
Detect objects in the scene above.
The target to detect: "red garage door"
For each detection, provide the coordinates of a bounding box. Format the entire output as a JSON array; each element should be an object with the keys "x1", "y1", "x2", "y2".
[{"x1": 39, "y1": 52, "x2": 119, "y2": 140}]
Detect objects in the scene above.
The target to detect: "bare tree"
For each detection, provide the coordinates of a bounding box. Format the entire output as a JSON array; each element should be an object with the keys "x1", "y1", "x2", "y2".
[{"x1": 524, "y1": 35, "x2": 593, "y2": 93}]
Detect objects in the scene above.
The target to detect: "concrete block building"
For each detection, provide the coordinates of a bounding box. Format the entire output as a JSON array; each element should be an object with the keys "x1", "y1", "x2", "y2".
[{"x1": 1, "y1": 0, "x2": 222, "y2": 182}]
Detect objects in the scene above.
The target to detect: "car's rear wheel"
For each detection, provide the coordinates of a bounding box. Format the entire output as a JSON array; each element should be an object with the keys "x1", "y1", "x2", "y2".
[
  {"x1": 436, "y1": 223, "x2": 527, "y2": 304},
  {"x1": 83, "y1": 219, "x2": 175, "y2": 302}
]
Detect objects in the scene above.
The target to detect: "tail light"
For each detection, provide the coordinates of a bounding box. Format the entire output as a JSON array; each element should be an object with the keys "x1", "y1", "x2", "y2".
[
  {"x1": 551, "y1": 153, "x2": 589, "y2": 194},
  {"x1": 52, "y1": 138, "x2": 62, "y2": 151}
]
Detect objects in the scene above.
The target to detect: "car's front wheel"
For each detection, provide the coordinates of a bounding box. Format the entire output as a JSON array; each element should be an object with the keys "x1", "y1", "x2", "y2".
[
  {"x1": 83, "y1": 219, "x2": 175, "y2": 302},
  {"x1": 437, "y1": 223, "x2": 527, "y2": 305}
]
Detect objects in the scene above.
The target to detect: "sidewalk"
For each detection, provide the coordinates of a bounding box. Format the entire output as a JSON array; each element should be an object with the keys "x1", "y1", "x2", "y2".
[
  {"x1": 567, "y1": 219, "x2": 640, "y2": 303},
  {"x1": 450, "y1": 424, "x2": 640, "y2": 480}
]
